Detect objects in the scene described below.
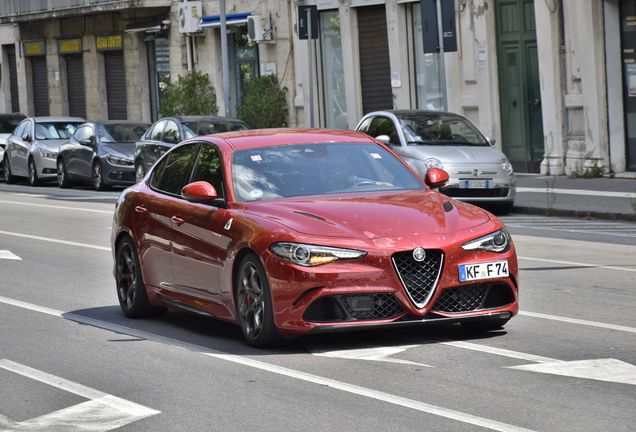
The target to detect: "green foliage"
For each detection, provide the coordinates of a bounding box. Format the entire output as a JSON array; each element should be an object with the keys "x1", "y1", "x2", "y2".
[
  {"x1": 160, "y1": 70, "x2": 218, "y2": 116},
  {"x1": 237, "y1": 75, "x2": 288, "y2": 129}
]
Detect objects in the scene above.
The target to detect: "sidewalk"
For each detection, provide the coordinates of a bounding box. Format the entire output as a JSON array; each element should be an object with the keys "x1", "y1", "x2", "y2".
[{"x1": 513, "y1": 174, "x2": 636, "y2": 222}]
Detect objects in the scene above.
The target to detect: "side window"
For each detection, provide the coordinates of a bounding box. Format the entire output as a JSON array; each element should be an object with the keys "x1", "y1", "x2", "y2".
[
  {"x1": 163, "y1": 121, "x2": 180, "y2": 144},
  {"x1": 22, "y1": 121, "x2": 33, "y2": 140},
  {"x1": 190, "y1": 143, "x2": 224, "y2": 199},
  {"x1": 368, "y1": 117, "x2": 399, "y2": 145},
  {"x1": 149, "y1": 156, "x2": 168, "y2": 189},
  {"x1": 13, "y1": 121, "x2": 27, "y2": 138},
  {"x1": 73, "y1": 126, "x2": 92, "y2": 142},
  {"x1": 357, "y1": 117, "x2": 372, "y2": 135},
  {"x1": 149, "y1": 121, "x2": 166, "y2": 141},
  {"x1": 153, "y1": 144, "x2": 199, "y2": 195}
]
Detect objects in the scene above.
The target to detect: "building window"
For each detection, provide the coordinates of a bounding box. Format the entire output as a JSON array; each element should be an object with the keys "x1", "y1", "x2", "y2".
[
  {"x1": 320, "y1": 10, "x2": 347, "y2": 129},
  {"x1": 230, "y1": 27, "x2": 258, "y2": 117},
  {"x1": 147, "y1": 37, "x2": 170, "y2": 121},
  {"x1": 412, "y1": 3, "x2": 445, "y2": 111}
]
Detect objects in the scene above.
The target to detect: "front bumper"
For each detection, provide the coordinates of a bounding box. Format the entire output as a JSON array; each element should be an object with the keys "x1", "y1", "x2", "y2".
[
  {"x1": 103, "y1": 158, "x2": 135, "y2": 186},
  {"x1": 34, "y1": 153, "x2": 58, "y2": 179},
  {"x1": 438, "y1": 164, "x2": 516, "y2": 204}
]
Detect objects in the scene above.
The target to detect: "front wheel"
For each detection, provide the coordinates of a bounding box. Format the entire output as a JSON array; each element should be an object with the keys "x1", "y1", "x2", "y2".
[
  {"x1": 135, "y1": 162, "x2": 145, "y2": 183},
  {"x1": 57, "y1": 159, "x2": 73, "y2": 188},
  {"x1": 235, "y1": 254, "x2": 286, "y2": 347},
  {"x1": 115, "y1": 237, "x2": 165, "y2": 318},
  {"x1": 92, "y1": 160, "x2": 107, "y2": 191},
  {"x1": 28, "y1": 158, "x2": 40, "y2": 186}
]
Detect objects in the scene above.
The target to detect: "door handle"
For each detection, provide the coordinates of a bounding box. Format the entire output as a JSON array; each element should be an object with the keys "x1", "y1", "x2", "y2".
[
  {"x1": 134, "y1": 205, "x2": 148, "y2": 214},
  {"x1": 171, "y1": 215, "x2": 185, "y2": 226}
]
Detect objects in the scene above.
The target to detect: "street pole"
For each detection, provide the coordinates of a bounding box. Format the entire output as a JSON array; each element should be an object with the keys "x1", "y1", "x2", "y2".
[
  {"x1": 306, "y1": 6, "x2": 314, "y2": 128},
  {"x1": 220, "y1": 0, "x2": 231, "y2": 117},
  {"x1": 436, "y1": 0, "x2": 448, "y2": 112}
]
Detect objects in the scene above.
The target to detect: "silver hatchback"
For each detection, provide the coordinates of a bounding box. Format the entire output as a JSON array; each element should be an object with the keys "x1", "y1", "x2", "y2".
[{"x1": 356, "y1": 110, "x2": 515, "y2": 212}]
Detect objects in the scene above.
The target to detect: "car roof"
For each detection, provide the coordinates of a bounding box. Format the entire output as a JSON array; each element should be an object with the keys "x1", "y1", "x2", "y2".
[
  {"x1": 160, "y1": 115, "x2": 245, "y2": 123},
  {"x1": 32, "y1": 116, "x2": 85, "y2": 122},
  {"x1": 90, "y1": 120, "x2": 151, "y2": 126},
  {"x1": 367, "y1": 110, "x2": 461, "y2": 117},
  {"x1": 208, "y1": 128, "x2": 374, "y2": 151}
]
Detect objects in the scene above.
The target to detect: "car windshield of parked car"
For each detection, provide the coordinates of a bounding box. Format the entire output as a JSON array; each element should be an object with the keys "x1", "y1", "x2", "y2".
[
  {"x1": 183, "y1": 120, "x2": 248, "y2": 138},
  {"x1": 398, "y1": 113, "x2": 489, "y2": 146},
  {"x1": 35, "y1": 122, "x2": 82, "y2": 140},
  {"x1": 232, "y1": 142, "x2": 424, "y2": 201},
  {"x1": 0, "y1": 117, "x2": 23, "y2": 134},
  {"x1": 98, "y1": 123, "x2": 149, "y2": 143}
]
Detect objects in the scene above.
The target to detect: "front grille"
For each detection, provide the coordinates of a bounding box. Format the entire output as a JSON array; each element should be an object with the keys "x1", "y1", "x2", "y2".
[
  {"x1": 392, "y1": 250, "x2": 443, "y2": 308},
  {"x1": 433, "y1": 284, "x2": 488, "y2": 313},
  {"x1": 341, "y1": 294, "x2": 404, "y2": 320},
  {"x1": 303, "y1": 293, "x2": 404, "y2": 322},
  {"x1": 440, "y1": 187, "x2": 510, "y2": 198}
]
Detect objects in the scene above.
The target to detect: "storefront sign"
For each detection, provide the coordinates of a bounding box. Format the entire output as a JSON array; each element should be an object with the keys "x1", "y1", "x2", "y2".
[
  {"x1": 96, "y1": 35, "x2": 123, "y2": 51},
  {"x1": 58, "y1": 38, "x2": 82, "y2": 55},
  {"x1": 23, "y1": 40, "x2": 45, "y2": 57}
]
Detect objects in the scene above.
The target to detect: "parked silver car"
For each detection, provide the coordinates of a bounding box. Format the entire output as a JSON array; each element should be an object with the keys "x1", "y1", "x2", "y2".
[
  {"x1": 356, "y1": 110, "x2": 515, "y2": 212},
  {"x1": 3, "y1": 116, "x2": 85, "y2": 186},
  {"x1": 0, "y1": 113, "x2": 26, "y2": 180}
]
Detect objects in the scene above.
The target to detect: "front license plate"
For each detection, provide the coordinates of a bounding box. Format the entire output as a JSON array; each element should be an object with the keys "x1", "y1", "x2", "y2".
[
  {"x1": 459, "y1": 260, "x2": 509, "y2": 282},
  {"x1": 460, "y1": 179, "x2": 492, "y2": 189}
]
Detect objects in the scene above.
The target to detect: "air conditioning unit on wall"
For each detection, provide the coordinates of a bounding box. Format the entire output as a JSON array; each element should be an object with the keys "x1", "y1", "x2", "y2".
[
  {"x1": 178, "y1": 1, "x2": 202, "y2": 34},
  {"x1": 247, "y1": 15, "x2": 274, "y2": 43}
]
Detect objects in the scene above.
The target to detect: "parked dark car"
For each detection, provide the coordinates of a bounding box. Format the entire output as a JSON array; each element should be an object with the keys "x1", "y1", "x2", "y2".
[
  {"x1": 134, "y1": 115, "x2": 248, "y2": 182},
  {"x1": 0, "y1": 113, "x2": 26, "y2": 180},
  {"x1": 57, "y1": 121, "x2": 150, "y2": 190}
]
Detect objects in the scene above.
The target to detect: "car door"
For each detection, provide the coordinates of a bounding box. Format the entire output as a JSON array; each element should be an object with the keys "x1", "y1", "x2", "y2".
[
  {"x1": 140, "y1": 143, "x2": 199, "y2": 296},
  {"x1": 6, "y1": 121, "x2": 27, "y2": 176},
  {"x1": 67, "y1": 125, "x2": 93, "y2": 179},
  {"x1": 76, "y1": 124, "x2": 97, "y2": 179},
  {"x1": 170, "y1": 142, "x2": 233, "y2": 310},
  {"x1": 139, "y1": 120, "x2": 166, "y2": 172},
  {"x1": 12, "y1": 120, "x2": 34, "y2": 176}
]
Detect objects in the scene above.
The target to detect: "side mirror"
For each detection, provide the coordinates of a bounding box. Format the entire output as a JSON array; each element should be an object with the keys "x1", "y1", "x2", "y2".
[
  {"x1": 79, "y1": 138, "x2": 92, "y2": 146},
  {"x1": 181, "y1": 181, "x2": 218, "y2": 204},
  {"x1": 163, "y1": 135, "x2": 178, "y2": 145},
  {"x1": 24, "y1": 135, "x2": 32, "y2": 143},
  {"x1": 487, "y1": 136, "x2": 496, "y2": 146},
  {"x1": 424, "y1": 168, "x2": 449, "y2": 189},
  {"x1": 0, "y1": 143, "x2": 5, "y2": 150},
  {"x1": 375, "y1": 135, "x2": 390, "y2": 145}
]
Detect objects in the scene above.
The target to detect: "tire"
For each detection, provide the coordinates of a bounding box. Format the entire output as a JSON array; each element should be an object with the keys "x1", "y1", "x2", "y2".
[
  {"x1": 57, "y1": 159, "x2": 73, "y2": 188},
  {"x1": 115, "y1": 237, "x2": 165, "y2": 318},
  {"x1": 235, "y1": 254, "x2": 286, "y2": 347},
  {"x1": 461, "y1": 317, "x2": 510, "y2": 333},
  {"x1": 28, "y1": 158, "x2": 40, "y2": 186},
  {"x1": 92, "y1": 160, "x2": 107, "y2": 191},
  {"x1": 135, "y1": 162, "x2": 145, "y2": 183},
  {"x1": 3, "y1": 157, "x2": 16, "y2": 184}
]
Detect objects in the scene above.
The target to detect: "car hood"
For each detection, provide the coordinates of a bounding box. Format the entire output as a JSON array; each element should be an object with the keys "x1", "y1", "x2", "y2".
[
  {"x1": 401, "y1": 145, "x2": 506, "y2": 164},
  {"x1": 36, "y1": 139, "x2": 68, "y2": 150},
  {"x1": 244, "y1": 190, "x2": 491, "y2": 239},
  {"x1": 101, "y1": 143, "x2": 135, "y2": 158},
  {"x1": 0, "y1": 133, "x2": 10, "y2": 144}
]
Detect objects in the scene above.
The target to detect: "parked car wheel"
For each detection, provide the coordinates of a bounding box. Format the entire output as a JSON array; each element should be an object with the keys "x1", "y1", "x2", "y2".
[
  {"x1": 2, "y1": 156, "x2": 17, "y2": 184},
  {"x1": 92, "y1": 160, "x2": 107, "y2": 191},
  {"x1": 57, "y1": 159, "x2": 73, "y2": 188},
  {"x1": 115, "y1": 237, "x2": 165, "y2": 318},
  {"x1": 236, "y1": 254, "x2": 286, "y2": 347},
  {"x1": 28, "y1": 158, "x2": 40, "y2": 186},
  {"x1": 135, "y1": 162, "x2": 145, "y2": 183}
]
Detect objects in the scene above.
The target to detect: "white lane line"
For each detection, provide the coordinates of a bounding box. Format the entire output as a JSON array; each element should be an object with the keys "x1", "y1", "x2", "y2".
[
  {"x1": 0, "y1": 199, "x2": 113, "y2": 214},
  {"x1": 60, "y1": 196, "x2": 119, "y2": 201},
  {"x1": 509, "y1": 225, "x2": 636, "y2": 239},
  {"x1": 516, "y1": 187, "x2": 636, "y2": 198},
  {"x1": 439, "y1": 341, "x2": 561, "y2": 364},
  {"x1": 519, "y1": 311, "x2": 636, "y2": 334},
  {"x1": 0, "y1": 230, "x2": 110, "y2": 251},
  {"x1": 15, "y1": 193, "x2": 48, "y2": 198},
  {"x1": 0, "y1": 296, "x2": 535, "y2": 432},
  {"x1": 518, "y1": 256, "x2": 636, "y2": 273},
  {"x1": 0, "y1": 250, "x2": 22, "y2": 260}
]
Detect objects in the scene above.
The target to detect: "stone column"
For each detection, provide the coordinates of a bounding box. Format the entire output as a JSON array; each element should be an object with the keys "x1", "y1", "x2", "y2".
[
  {"x1": 385, "y1": 0, "x2": 410, "y2": 109},
  {"x1": 338, "y1": 2, "x2": 363, "y2": 129}
]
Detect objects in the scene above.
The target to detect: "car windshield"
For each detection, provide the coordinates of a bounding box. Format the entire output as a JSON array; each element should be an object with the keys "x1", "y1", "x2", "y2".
[
  {"x1": 35, "y1": 122, "x2": 82, "y2": 140},
  {"x1": 183, "y1": 120, "x2": 248, "y2": 138},
  {"x1": 398, "y1": 113, "x2": 489, "y2": 146},
  {"x1": 232, "y1": 142, "x2": 424, "y2": 202},
  {"x1": 98, "y1": 123, "x2": 149, "y2": 143},
  {"x1": 0, "y1": 117, "x2": 24, "y2": 134}
]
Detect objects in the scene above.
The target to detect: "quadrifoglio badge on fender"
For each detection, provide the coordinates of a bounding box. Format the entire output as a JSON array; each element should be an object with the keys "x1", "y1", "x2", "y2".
[{"x1": 458, "y1": 260, "x2": 509, "y2": 282}]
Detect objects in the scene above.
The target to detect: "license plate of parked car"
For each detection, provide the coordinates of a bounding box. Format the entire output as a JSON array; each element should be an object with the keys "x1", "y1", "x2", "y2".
[
  {"x1": 460, "y1": 179, "x2": 491, "y2": 189},
  {"x1": 459, "y1": 260, "x2": 509, "y2": 282}
]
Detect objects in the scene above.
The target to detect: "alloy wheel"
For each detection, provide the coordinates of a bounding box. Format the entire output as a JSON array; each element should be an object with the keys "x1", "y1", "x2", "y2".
[
  {"x1": 237, "y1": 262, "x2": 265, "y2": 340},
  {"x1": 116, "y1": 243, "x2": 137, "y2": 310},
  {"x1": 28, "y1": 159, "x2": 38, "y2": 186},
  {"x1": 93, "y1": 162, "x2": 104, "y2": 190}
]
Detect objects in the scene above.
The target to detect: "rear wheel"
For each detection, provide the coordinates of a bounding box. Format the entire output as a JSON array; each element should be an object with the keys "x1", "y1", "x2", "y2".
[
  {"x1": 461, "y1": 317, "x2": 510, "y2": 333},
  {"x1": 235, "y1": 254, "x2": 287, "y2": 347},
  {"x1": 92, "y1": 160, "x2": 107, "y2": 191},
  {"x1": 57, "y1": 159, "x2": 72, "y2": 188},
  {"x1": 28, "y1": 158, "x2": 40, "y2": 186},
  {"x1": 115, "y1": 237, "x2": 165, "y2": 318},
  {"x1": 3, "y1": 157, "x2": 16, "y2": 184},
  {"x1": 135, "y1": 162, "x2": 145, "y2": 183}
]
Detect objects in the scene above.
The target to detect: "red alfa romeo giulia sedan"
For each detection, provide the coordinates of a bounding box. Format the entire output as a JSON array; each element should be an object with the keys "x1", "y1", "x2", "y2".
[{"x1": 111, "y1": 129, "x2": 518, "y2": 347}]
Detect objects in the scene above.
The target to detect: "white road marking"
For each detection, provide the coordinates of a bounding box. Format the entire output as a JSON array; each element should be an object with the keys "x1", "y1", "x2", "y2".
[
  {"x1": 15, "y1": 193, "x2": 48, "y2": 198},
  {"x1": 60, "y1": 195, "x2": 119, "y2": 201},
  {"x1": 0, "y1": 296, "x2": 535, "y2": 432},
  {"x1": 0, "y1": 199, "x2": 112, "y2": 214},
  {"x1": 518, "y1": 255, "x2": 636, "y2": 273},
  {"x1": 509, "y1": 358, "x2": 636, "y2": 386},
  {"x1": 0, "y1": 250, "x2": 21, "y2": 260},
  {"x1": 519, "y1": 311, "x2": 636, "y2": 334},
  {"x1": 516, "y1": 187, "x2": 636, "y2": 198},
  {"x1": 439, "y1": 341, "x2": 561, "y2": 364},
  {"x1": 311, "y1": 345, "x2": 432, "y2": 367},
  {"x1": 0, "y1": 230, "x2": 110, "y2": 251},
  {"x1": 510, "y1": 225, "x2": 636, "y2": 239},
  {"x1": 0, "y1": 359, "x2": 159, "y2": 431}
]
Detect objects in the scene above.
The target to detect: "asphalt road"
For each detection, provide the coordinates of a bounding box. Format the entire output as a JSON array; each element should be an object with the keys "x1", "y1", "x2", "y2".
[{"x1": 1, "y1": 183, "x2": 635, "y2": 432}]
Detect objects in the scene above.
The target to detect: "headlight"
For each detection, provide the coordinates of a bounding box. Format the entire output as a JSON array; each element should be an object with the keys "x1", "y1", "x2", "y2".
[
  {"x1": 106, "y1": 155, "x2": 134, "y2": 166},
  {"x1": 501, "y1": 158, "x2": 514, "y2": 175},
  {"x1": 39, "y1": 148, "x2": 57, "y2": 159},
  {"x1": 424, "y1": 157, "x2": 443, "y2": 169},
  {"x1": 269, "y1": 242, "x2": 367, "y2": 267},
  {"x1": 462, "y1": 229, "x2": 511, "y2": 253}
]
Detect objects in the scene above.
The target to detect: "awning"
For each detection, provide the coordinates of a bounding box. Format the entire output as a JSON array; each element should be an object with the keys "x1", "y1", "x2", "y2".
[
  {"x1": 125, "y1": 19, "x2": 170, "y2": 34},
  {"x1": 199, "y1": 12, "x2": 251, "y2": 28}
]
